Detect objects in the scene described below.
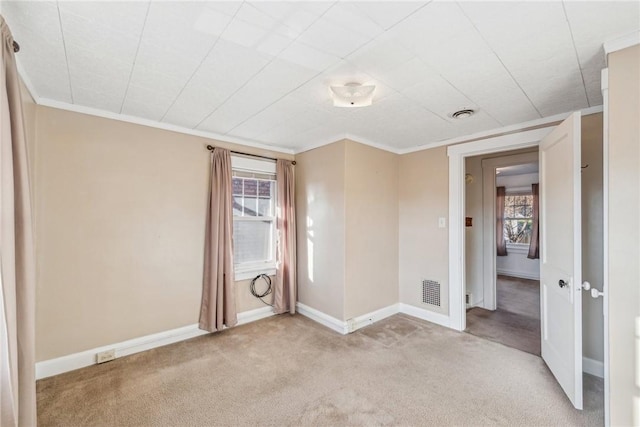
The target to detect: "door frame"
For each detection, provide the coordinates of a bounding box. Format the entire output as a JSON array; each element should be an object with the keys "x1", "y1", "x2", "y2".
[
  {"x1": 479, "y1": 151, "x2": 540, "y2": 311},
  {"x1": 447, "y1": 127, "x2": 553, "y2": 332}
]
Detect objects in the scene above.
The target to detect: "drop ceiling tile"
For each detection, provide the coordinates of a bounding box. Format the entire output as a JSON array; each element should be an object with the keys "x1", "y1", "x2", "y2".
[
  {"x1": 205, "y1": 1, "x2": 243, "y2": 17},
  {"x1": 162, "y1": 39, "x2": 272, "y2": 128},
  {"x1": 352, "y1": 2, "x2": 427, "y2": 31},
  {"x1": 220, "y1": 17, "x2": 268, "y2": 49},
  {"x1": 2, "y1": 2, "x2": 71, "y2": 101},
  {"x1": 371, "y1": 57, "x2": 432, "y2": 92},
  {"x1": 298, "y1": 17, "x2": 372, "y2": 58},
  {"x1": 235, "y1": 3, "x2": 280, "y2": 32},
  {"x1": 248, "y1": 2, "x2": 333, "y2": 34},
  {"x1": 145, "y1": 2, "x2": 226, "y2": 53},
  {"x1": 346, "y1": 34, "x2": 415, "y2": 76},
  {"x1": 257, "y1": 32, "x2": 294, "y2": 57},
  {"x1": 57, "y1": 1, "x2": 149, "y2": 36},
  {"x1": 278, "y1": 40, "x2": 340, "y2": 72},
  {"x1": 71, "y1": 70, "x2": 126, "y2": 113},
  {"x1": 390, "y1": 2, "x2": 469, "y2": 50},
  {"x1": 20, "y1": 66, "x2": 72, "y2": 103},
  {"x1": 64, "y1": 42, "x2": 133, "y2": 93},
  {"x1": 230, "y1": 96, "x2": 310, "y2": 140},
  {"x1": 322, "y1": 2, "x2": 384, "y2": 39},
  {"x1": 401, "y1": 74, "x2": 478, "y2": 120},
  {"x1": 59, "y1": 12, "x2": 140, "y2": 64},
  {"x1": 121, "y1": 84, "x2": 175, "y2": 121},
  {"x1": 564, "y1": 1, "x2": 640, "y2": 47}
]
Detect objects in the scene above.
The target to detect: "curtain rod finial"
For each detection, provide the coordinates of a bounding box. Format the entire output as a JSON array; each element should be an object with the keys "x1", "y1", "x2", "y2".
[
  {"x1": 206, "y1": 145, "x2": 214, "y2": 151},
  {"x1": 12, "y1": 41, "x2": 19, "y2": 53}
]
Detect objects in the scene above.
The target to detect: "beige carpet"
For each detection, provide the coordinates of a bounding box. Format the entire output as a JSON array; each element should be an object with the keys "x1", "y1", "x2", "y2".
[
  {"x1": 466, "y1": 275, "x2": 541, "y2": 355},
  {"x1": 37, "y1": 314, "x2": 603, "y2": 426}
]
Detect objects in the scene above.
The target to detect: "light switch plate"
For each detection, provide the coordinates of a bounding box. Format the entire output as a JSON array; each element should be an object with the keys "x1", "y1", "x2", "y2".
[{"x1": 438, "y1": 217, "x2": 446, "y2": 228}]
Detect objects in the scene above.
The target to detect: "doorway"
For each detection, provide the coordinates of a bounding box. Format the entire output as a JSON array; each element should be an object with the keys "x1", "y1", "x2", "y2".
[
  {"x1": 464, "y1": 155, "x2": 541, "y2": 355},
  {"x1": 447, "y1": 114, "x2": 605, "y2": 413}
]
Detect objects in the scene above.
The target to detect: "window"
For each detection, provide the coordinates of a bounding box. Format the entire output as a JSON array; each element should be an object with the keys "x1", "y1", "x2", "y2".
[
  {"x1": 503, "y1": 193, "x2": 533, "y2": 244},
  {"x1": 231, "y1": 157, "x2": 277, "y2": 279}
]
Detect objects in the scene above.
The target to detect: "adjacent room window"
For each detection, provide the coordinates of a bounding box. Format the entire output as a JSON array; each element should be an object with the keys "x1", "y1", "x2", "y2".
[
  {"x1": 231, "y1": 156, "x2": 277, "y2": 279},
  {"x1": 503, "y1": 193, "x2": 534, "y2": 244}
]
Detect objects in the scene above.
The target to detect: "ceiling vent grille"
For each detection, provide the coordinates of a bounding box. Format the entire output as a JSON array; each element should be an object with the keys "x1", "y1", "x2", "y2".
[{"x1": 422, "y1": 279, "x2": 441, "y2": 307}]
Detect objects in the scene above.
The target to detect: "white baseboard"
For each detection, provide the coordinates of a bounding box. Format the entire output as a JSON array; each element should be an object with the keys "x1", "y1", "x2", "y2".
[
  {"x1": 347, "y1": 304, "x2": 400, "y2": 333},
  {"x1": 398, "y1": 303, "x2": 452, "y2": 329},
  {"x1": 296, "y1": 302, "x2": 348, "y2": 334},
  {"x1": 36, "y1": 306, "x2": 274, "y2": 380},
  {"x1": 496, "y1": 268, "x2": 540, "y2": 281},
  {"x1": 583, "y1": 356, "x2": 604, "y2": 378}
]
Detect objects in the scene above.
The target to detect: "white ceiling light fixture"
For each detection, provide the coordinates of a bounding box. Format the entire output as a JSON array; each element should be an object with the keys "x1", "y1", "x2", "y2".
[{"x1": 330, "y1": 82, "x2": 376, "y2": 108}]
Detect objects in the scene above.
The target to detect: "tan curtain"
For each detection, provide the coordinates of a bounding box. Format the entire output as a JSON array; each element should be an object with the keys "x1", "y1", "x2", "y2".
[
  {"x1": 273, "y1": 160, "x2": 296, "y2": 314},
  {"x1": 528, "y1": 183, "x2": 540, "y2": 259},
  {"x1": 496, "y1": 186, "x2": 508, "y2": 256},
  {"x1": 0, "y1": 16, "x2": 37, "y2": 427},
  {"x1": 198, "y1": 148, "x2": 237, "y2": 332}
]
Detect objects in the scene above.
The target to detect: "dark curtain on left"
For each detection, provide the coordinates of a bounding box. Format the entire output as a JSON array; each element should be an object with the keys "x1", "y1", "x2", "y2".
[
  {"x1": 528, "y1": 183, "x2": 540, "y2": 259},
  {"x1": 496, "y1": 186, "x2": 508, "y2": 256},
  {"x1": 0, "y1": 16, "x2": 37, "y2": 427},
  {"x1": 198, "y1": 148, "x2": 237, "y2": 332}
]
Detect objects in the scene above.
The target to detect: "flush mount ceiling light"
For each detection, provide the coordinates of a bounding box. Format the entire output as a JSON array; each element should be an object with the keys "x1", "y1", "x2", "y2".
[
  {"x1": 330, "y1": 82, "x2": 375, "y2": 108},
  {"x1": 451, "y1": 108, "x2": 476, "y2": 119}
]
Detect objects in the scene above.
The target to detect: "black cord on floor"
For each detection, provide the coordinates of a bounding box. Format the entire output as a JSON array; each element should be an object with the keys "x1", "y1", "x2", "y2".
[{"x1": 250, "y1": 274, "x2": 273, "y2": 306}]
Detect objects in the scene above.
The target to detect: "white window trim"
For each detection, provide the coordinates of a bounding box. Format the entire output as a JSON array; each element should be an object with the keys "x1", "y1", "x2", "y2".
[
  {"x1": 506, "y1": 242, "x2": 531, "y2": 254},
  {"x1": 231, "y1": 155, "x2": 277, "y2": 281}
]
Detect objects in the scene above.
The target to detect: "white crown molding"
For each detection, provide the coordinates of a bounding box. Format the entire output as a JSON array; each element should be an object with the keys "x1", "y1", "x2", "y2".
[
  {"x1": 603, "y1": 30, "x2": 640, "y2": 57},
  {"x1": 35, "y1": 306, "x2": 275, "y2": 380},
  {"x1": 37, "y1": 98, "x2": 296, "y2": 155},
  {"x1": 292, "y1": 133, "x2": 349, "y2": 155},
  {"x1": 343, "y1": 133, "x2": 401, "y2": 154},
  {"x1": 398, "y1": 105, "x2": 604, "y2": 155},
  {"x1": 293, "y1": 133, "x2": 402, "y2": 156}
]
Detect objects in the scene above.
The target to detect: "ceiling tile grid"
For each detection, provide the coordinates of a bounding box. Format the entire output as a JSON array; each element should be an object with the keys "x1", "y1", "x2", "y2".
[{"x1": 3, "y1": 1, "x2": 639, "y2": 152}]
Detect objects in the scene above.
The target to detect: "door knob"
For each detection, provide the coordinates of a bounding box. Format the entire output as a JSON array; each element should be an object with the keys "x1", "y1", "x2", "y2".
[
  {"x1": 558, "y1": 279, "x2": 568, "y2": 288},
  {"x1": 582, "y1": 281, "x2": 591, "y2": 291},
  {"x1": 590, "y1": 288, "x2": 604, "y2": 299}
]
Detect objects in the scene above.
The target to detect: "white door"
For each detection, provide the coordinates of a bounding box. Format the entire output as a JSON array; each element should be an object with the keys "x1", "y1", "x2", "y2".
[{"x1": 539, "y1": 112, "x2": 583, "y2": 409}]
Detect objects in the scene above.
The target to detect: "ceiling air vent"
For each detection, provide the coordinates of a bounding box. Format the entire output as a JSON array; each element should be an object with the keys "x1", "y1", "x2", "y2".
[
  {"x1": 422, "y1": 279, "x2": 441, "y2": 307},
  {"x1": 451, "y1": 109, "x2": 475, "y2": 119}
]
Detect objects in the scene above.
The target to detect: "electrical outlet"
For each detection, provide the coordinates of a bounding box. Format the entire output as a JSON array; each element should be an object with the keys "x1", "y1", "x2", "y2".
[{"x1": 96, "y1": 349, "x2": 116, "y2": 364}]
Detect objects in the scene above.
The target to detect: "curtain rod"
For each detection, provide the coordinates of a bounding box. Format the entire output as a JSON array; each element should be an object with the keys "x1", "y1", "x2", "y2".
[{"x1": 206, "y1": 145, "x2": 296, "y2": 165}]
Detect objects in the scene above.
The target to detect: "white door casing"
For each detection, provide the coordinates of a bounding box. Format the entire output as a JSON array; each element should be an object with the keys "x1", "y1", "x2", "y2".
[{"x1": 539, "y1": 112, "x2": 583, "y2": 409}]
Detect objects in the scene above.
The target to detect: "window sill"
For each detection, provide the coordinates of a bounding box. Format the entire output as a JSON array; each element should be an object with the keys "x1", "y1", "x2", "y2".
[
  {"x1": 235, "y1": 267, "x2": 276, "y2": 281},
  {"x1": 506, "y1": 243, "x2": 531, "y2": 254}
]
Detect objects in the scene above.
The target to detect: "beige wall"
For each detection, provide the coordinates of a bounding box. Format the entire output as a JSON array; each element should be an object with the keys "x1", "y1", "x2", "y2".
[
  {"x1": 295, "y1": 141, "x2": 346, "y2": 321},
  {"x1": 34, "y1": 106, "x2": 292, "y2": 361},
  {"x1": 581, "y1": 113, "x2": 604, "y2": 364},
  {"x1": 398, "y1": 146, "x2": 449, "y2": 315},
  {"x1": 464, "y1": 154, "x2": 483, "y2": 305},
  {"x1": 606, "y1": 44, "x2": 639, "y2": 426},
  {"x1": 296, "y1": 139, "x2": 399, "y2": 321},
  {"x1": 344, "y1": 141, "x2": 398, "y2": 319},
  {"x1": 20, "y1": 80, "x2": 37, "y2": 189}
]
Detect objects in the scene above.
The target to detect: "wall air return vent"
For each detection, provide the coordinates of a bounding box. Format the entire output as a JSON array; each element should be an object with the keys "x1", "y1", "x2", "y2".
[{"x1": 421, "y1": 279, "x2": 441, "y2": 307}]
